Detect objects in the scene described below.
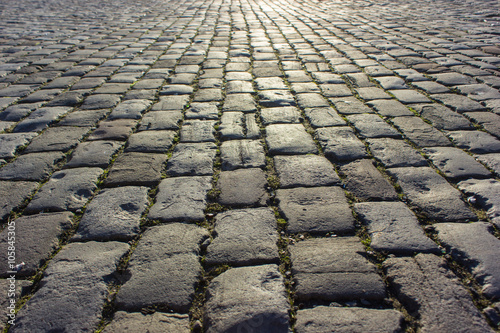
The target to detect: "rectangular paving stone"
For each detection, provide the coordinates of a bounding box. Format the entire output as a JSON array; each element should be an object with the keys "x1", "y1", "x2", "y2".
[
  {"x1": 167, "y1": 142, "x2": 217, "y2": 176},
  {"x1": 116, "y1": 223, "x2": 208, "y2": 312},
  {"x1": 87, "y1": 119, "x2": 138, "y2": 141},
  {"x1": 0, "y1": 151, "x2": 65, "y2": 181},
  {"x1": 367, "y1": 99, "x2": 414, "y2": 117},
  {"x1": 303, "y1": 107, "x2": 346, "y2": 128},
  {"x1": 330, "y1": 97, "x2": 373, "y2": 115},
  {"x1": 73, "y1": 186, "x2": 149, "y2": 241},
  {"x1": 205, "y1": 207, "x2": 279, "y2": 266},
  {"x1": 446, "y1": 130, "x2": 500, "y2": 154},
  {"x1": 412, "y1": 103, "x2": 473, "y2": 130},
  {"x1": 220, "y1": 139, "x2": 266, "y2": 171},
  {"x1": 104, "y1": 152, "x2": 166, "y2": 187},
  {"x1": 266, "y1": 124, "x2": 318, "y2": 155},
  {"x1": 185, "y1": 102, "x2": 219, "y2": 120},
  {"x1": 11, "y1": 241, "x2": 129, "y2": 333},
  {"x1": 66, "y1": 140, "x2": 123, "y2": 168},
  {"x1": 340, "y1": 159, "x2": 398, "y2": 201},
  {"x1": 125, "y1": 130, "x2": 175, "y2": 153},
  {"x1": 355, "y1": 201, "x2": 439, "y2": 254},
  {"x1": 180, "y1": 120, "x2": 216, "y2": 143},
  {"x1": 102, "y1": 312, "x2": 190, "y2": 333},
  {"x1": 259, "y1": 90, "x2": 296, "y2": 108},
  {"x1": 367, "y1": 138, "x2": 427, "y2": 168},
  {"x1": 108, "y1": 99, "x2": 152, "y2": 120},
  {"x1": 25, "y1": 167, "x2": 103, "y2": 213},
  {"x1": 384, "y1": 254, "x2": 493, "y2": 333},
  {"x1": 436, "y1": 222, "x2": 500, "y2": 299},
  {"x1": 431, "y1": 93, "x2": 486, "y2": 113},
  {"x1": 387, "y1": 167, "x2": 476, "y2": 221},
  {"x1": 316, "y1": 126, "x2": 367, "y2": 161},
  {"x1": 217, "y1": 168, "x2": 269, "y2": 207},
  {"x1": 148, "y1": 176, "x2": 212, "y2": 222},
  {"x1": 23, "y1": 126, "x2": 90, "y2": 152},
  {"x1": 320, "y1": 84, "x2": 353, "y2": 98},
  {"x1": 296, "y1": 93, "x2": 330, "y2": 108},
  {"x1": 391, "y1": 116, "x2": 452, "y2": 147},
  {"x1": 276, "y1": 186, "x2": 355, "y2": 234},
  {"x1": 465, "y1": 112, "x2": 500, "y2": 137},
  {"x1": 295, "y1": 306, "x2": 404, "y2": 333},
  {"x1": 0, "y1": 103, "x2": 42, "y2": 122},
  {"x1": 151, "y1": 95, "x2": 190, "y2": 111},
  {"x1": 222, "y1": 93, "x2": 257, "y2": 112},
  {"x1": 423, "y1": 147, "x2": 491, "y2": 179},
  {"x1": 0, "y1": 180, "x2": 38, "y2": 221},
  {"x1": 458, "y1": 179, "x2": 500, "y2": 228},
  {"x1": 274, "y1": 155, "x2": 340, "y2": 188},
  {"x1": 13, "y1": 107, "x2": 71, "y2": 133},
  {"x1": 290, "y1": 238, "x2": 386, "y2": 302},
  {"x1": 260, "y1": 106, "x2": 302, "y2": 125},
  {"x1": 57, "y1": 109, "x2": 109, "y2": 127},
  {"x1": 219, "y1": 112, "x2": 244, "y2": 140},
  {"x1": 0, "y1": 212, "x2": 74, "y2": 277},
  {"x1": 204, "y1": 264, "x2": 289, "y2": 333},
  {"x1": 138, "y1": 111, "x2": 182, "y2": 131},
  {"x1": 80, "y1": 94, "x2": 121, "y2": 110},
  {"x1": 347, "y1": 114, "x2": 401, "y2": 138}
]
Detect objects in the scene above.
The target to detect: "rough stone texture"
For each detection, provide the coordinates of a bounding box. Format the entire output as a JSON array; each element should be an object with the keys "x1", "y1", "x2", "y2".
[
  {"x1": 167, "y1": 142, "x2": 217, "y2": 176},
  {"x1": 223, "y1": 93, "x2": 257, "y2": 112},
  {"x1": 116, "y1": 224, "x2": 208, "y2": 312},
  {"x1": 148, "y1": 176, "x2": 212, "y2": 222},
  {"x1": 180, "y1": 120, "x2": 216, "y2": 142},
  {"x1": 103, "y1": 312, "x2": 190, "y2": 333},
  {"x1": 458, "y1": 179, "x2": 500, "y2": 228},
  {"x1": 465, "y1": 112, "x2": 500, "y2": 137},
  {"x1": 260, "y1": 106, "x2": 302, "y2": 125},
  {"x1": 0, "y1": 279, "x2": 31, "y2": 331},
  {"x1": 25, "y1": 168, "x2": 103, "y2": 213},
  {"x1": 0, "y1": 133, "x2": 37, "y2": 159},
  {"x1": 384, "y1": 254, "x2": 493, "y2": 333},
  {"x1": 355, "y1": 202, "x2": 439, "y2": 254},
  {"x1": 0, "y1": 212, "x2": 74, "y2": 277},
  {"x1": 138, "y1": 111, "x2": 182, "y2": 131},
  {"x1": 391, "y1": 116, "x2": 451, "y2": 147},
  {"x1": 436, "y1": 222, "x2": 500, "y2": 299},
  {"x1": 412, "y1": 103, "x2": 473, "y2": 130},
  {"x1": 204, "y1": 264, "x2": 290, "y2": 333},
  {"x1": 432, "y1": 94, "x2": 486, "y2": 113},
  {"x1": 423, "y1": 147, "x2": 491, "y2": 179},
  {"x1": 347, "y1": 114, "x2": 401, "y2": 138},
  {"x1": 220, "y1": 139, "x2": 266, "y2": 171},
  {"x1": 104, "y1": 152, "x2": 166, "y2": 187},
  {"x1": 125, "y1": 130, "x2": 176, "y2": 153},
  {"x1": 330, "y1": 97, "x2": 373, "y2": 115},
  {"x1": 66, "y1": 140, "x2": 123, "y2": 168},
  {"x1": 367, "y1": 99, "x2": 414, "y2": 117},
  {"x1": 0, "y1": 180, "x2": 38, "y2": 221},
  {"x1": 476, "y1": 153, "x2": 500, "y2": 176},
  {"x1": 295, "y1": 306, "x2": 404, "y2": 333},
  {"x1": 290, "y1": 238, "x2": 386, "y2": 302},
  {"x1": 446, "y1": 130, "x2": 500, "y2": 154},
  {"x1": 185, "y1": 102, "x2": 219, "y2": 120},
  {"x1": 367, "y1": 138, "x2": 428, "y2": 167},
  {"x1": 304, "y1": 107, "x2": 346, "y2": 127},
  {"x1": 316, "y1": 126, "x2": 367, "y2": 161},
  {"x1": 205, "y1": 208, "x2": 279, "y2": 266},
  {"x1": 13, "y1": 107, "x2": 71, "y2": 133},
  {"x1": 276, "y1": 186, "x2": 355, "y2": 234},
  {"x1": 274, "y1": 155, "x2": 340, "y2": 188},
  {"x1": 11, "y1": 241, "x2": 129, "y2": 333},
  {"x1": 218, "y1": 168, "x2": 269, "y2": 207},
  {"x1": 387, "y1": 167, "x2": 476, "y2": 221},
  {"x1": 87, "y1": 119, "x2": 138, "y2": 141},
  {"x1": 340, "y1": 159, "x2": 398, "y2": 201},
  {"x1": 0, "y1": 151, "x2": 65, "y2": 181},
  {"x1": 73, "y1": 186, "x2": 149, "y2": 241},
  {"x1": 266, "y1": 124, "x2": 318, "y2": 155},
  {"x1": 24, "y1": 126, "x2": 90, "y2": 152}
]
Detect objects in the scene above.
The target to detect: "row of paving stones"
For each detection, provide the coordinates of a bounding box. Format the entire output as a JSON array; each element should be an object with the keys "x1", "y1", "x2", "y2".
[{"x1": 0, "y1": 0, "x2": 500, "y2": 331}]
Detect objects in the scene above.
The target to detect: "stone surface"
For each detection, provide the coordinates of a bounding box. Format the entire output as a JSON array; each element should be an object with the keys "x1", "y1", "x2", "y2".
[
  {"x1": 87, "y1": 119, "x2": 138, "y2": 141},
  {"x1": 276, "y1": 186, "x2": 355, "y2": 234},
  {"x1": 25, "y1": 168, "x2": 103, "y2": 213},
  {"x1": 391, "y1": 116, "x2": 451, "y2": 147},
  {"x1": 167, "y1": 142, "x2": 217, "y2": 176},
  {"x1": 476, "y1": 153, "x2": 500, "y2": 176},
  {"x1": 436, "y1": 222, "x2": 500, "y2": 299},
  {"x1": 458, "y1": 179, "x2": 500, "y2": 228},
  {"x1": 316, "y1": 126, "x2": 367, "y2": 161},
  {"x1": 0, "y1": 180, "x2": 38, "y2": 221},
  {"x1": 138, "y1": 111, "x2": 182, "y2": 131},
  {"x1": 66, "y1": 140, "x2": 123, "y2": 168},
  {"x1": 274, "y1": 154, "x2": 340, "y2": 188},
  {"x1": 0, "y1": 212, "x2": 74, "y2": 277},
  {"x1": 148, "y1": 176, "x2": 212, "y2": 222},
  {"x1": 125, "y1": 130, "x2": 176, "y2": 153},
  {"x1": 266, "y1": 124, "x2": 318, "y2": 155},
  {"x1": 103, "y1": 312, "x2": 190, "y2": 333},
  {"x1": 217, "y1": 168, "x2": 269, "y2": 207},
  {"x1": 0, "y1": 151, "x2": 64, "y2": 181},
  {"x1": 432, "y1": 94, "x2": 486, "y2": 113},
  {"x1": 355, "y1": 201, "x2": 439, "y2": 254},
  {"x1": 367, "y1": 138, "x2": 427, "y2": 167},
  {"x1": 0, "y1": 133, "x2": 37, "y2": 159},
  {"x1": 347, "y1": 114, "x2": 401, "y2": 138},
  {"x1": 412, "y1": 103, "x2": 473, "y2": 130},
  {"x1": 204, "y1": 264, "x2": 290, "y2": 333},
  {"x1": 205, "y1": 208, "x2": 279, "y2": 266},
  {"x1": 180, "y1": 120, "x2": 216, "y2": 142},
  {"x1": 304, "y1": 107, "x2": 346, "y2": 127},
  {"x1": 367, "y1": 99, "x2": 414, "y2": 117},
  {"x1": 116, "y1": 223, "x2": 208, "y2": 312},
  {"x1": 447, "y1": 130, "x2": 500, "y2": 154},
  {"x1": 220, "y1": 139, "x2": 266, "y2": 171},
  {"x1": 12, "y1": 241, "x2": 129, "y2": 333},
  {"x1": 295, "y1": 306, "x2": 404, "y2": 333},
  {"x1": 387, "y1": 167, "x2": 476, "y2": 221},
  {"x1": 104, "y1": 152, "x2": 166, "y2": 187},
  {"x1": 423, "y1": 147, "x2": 491, "y2": 179},
  {"x1": 260, "y1": 106, "x2": 302, "y2": 125},
  {"x1": 290, "y1": 238, "x2": 386, "y2": 302},
  {"x1": 73, "y1": 186, "x2": 149, "y2": 241},
  {"x1": 330, "y1": 97, "x2": 373, "y2": 115},
  {"x1": 13, "y1": 107, "x2": 71, "y2": 133},
  {"x1": 340, "y1": 159, "x2": 398, "y2": 201},
  {"x1": 384, "y1": 254, "x2": 493, "y2": 333},
  {"x1": 24, "y1": 126, "x2": 90, "y2": 152}
]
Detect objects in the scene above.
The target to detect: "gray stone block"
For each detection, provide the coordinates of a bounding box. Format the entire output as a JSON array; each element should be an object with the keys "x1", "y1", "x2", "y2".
[
  {"x1": 223, "y1": 93, "x2": 257, "y2": 112},
  {"x1": 0, "y1": 181, "x2": 38, "y2": 221},
  {"x1": 367, "y1": 99, "x2": 414, "y2": 117},
  {"x1": 260, "y1": 106, "x2": 301, "y2": 125},
  {"x1": 104, "y1": 152, "x2": 166, "y2": 187},
  {"x1": 185, "y1": 102, "x2": 219, "y2": 120},
  {"x1": 458, "y1": 179, "x2": 500, "y2": 228},
  {"x1": 316, "y1": 126, "x2": 367, "y2": 161},
  {"x1": 276, "y1": 186, "x2": 355, "y2": 234},
  {"x1": 431, "y1": 94, "x2": 486, "y2": 113},
  {"x1": 87, "y1": 119, "x2": 138, "y2": 141},
  {"x1": 220, "y1": 140, "x2": 266, "y2": 171},
  {"x1": 304, "y1": 107, "x2": 346, "y2": 128},
  {"x1": 13, "y1": 107, "x2": 71, "y2": 133},
  {"x1": 259, "y1": 90, "x2": 296, "y2": 107},
  {"x1": 330, "y1": 97, "x2": 373, "y2": 115},
  {"x1": 412, "y1": 103, "x2": 473, "y2": 130},
  {"x1": 0, "y1": 133, "x2": 37, "y2": 159},
  {"x1": 384, "y1": 254, "x2": 493, "y2": 333},
  {"x1": 347, "y1": 114, "x2": 401, "y2": 138},
  {"x1": 447, "y1": 130, "x2": 500, "y2": 154},
  {"x1": 148, "y1": 176, "x2": 212, "y2": 222},
  {"x1": 218, "y1": 168, "x2": 269, "y2": 207},
  {"x1": 204, "y1": 264, "x2": 289, "y2": 333},
  {"x1": 423, "y1": 147, "x2": 491, "y2": 179},
  {"x1": 180, "y1": 120, "x2": 216, "y2": 143},
  {"x1": 290, "y1": 238, "x2": 386, "y2": 301},
  {"x1": 367, "y1": 138, "x2": 427, "y2": 167},
  {"x1": 125, "y1": 130, "x2": 176, "y2": 153},
  {"x1": 0, "y1": 152, "x2": 65, "y2": 181},
  {"x1": 66, "y1": 140, "x2": 123, "y2": 168},
  {"x1": 274, "y1": 155, "x2": 340, "y2": 188},
  {"x1": 167, "y1": 142, "x2": 217, "y2": 176},
  {"x1": 108, "y1": 99, "x2": 152, "y2": 120},
  {"x1": 205, "y1": 207, "x2": 279, "y2": 266},
  {"x1": 103, "y1": 312, "x2": 190, "y2": 333},
  {"x1": 266, "y1": 124, "x2": 318, "y2": 155},
  {"x1": 24, "y1": 126, "x2": 90, "y2": 152},
  {"x1": 392, "y1": 116, "x2": 451, "y2": 147}
]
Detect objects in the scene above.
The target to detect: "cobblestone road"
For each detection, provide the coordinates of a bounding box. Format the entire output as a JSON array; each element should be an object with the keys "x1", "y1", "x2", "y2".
[{"x1": 0, "y1": 0, "x2": 500, "y2": 331}]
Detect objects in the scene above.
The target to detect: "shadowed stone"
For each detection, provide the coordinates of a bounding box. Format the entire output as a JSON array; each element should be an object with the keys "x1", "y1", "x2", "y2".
[
  {"x1": 458, "y1": 179, "x2": 500, "y2": 228},
  {"x1": 205, "y1": 208, "x2": 279, "y2": 266},
  {"x1": 13, "y1": 107, "x2": 71, "y2": 133},
  {"x1": 204, "y1": 265, "x2": 289, "y2": 333},
  {"x1": 58, "y1": 109, "x2": 109, "y2": 127},
  {"x1": 447, "y1": 130, "x2": 500, "y2": 154},
  {"x1": 0, "y1": 133, "x2": 37, "y2": 159},
  {"x1": 0, "y1": 181, "x2": 38, "y2": 221},
  {"x1": 87, "y1": 119, "x2": 138, "y2": 141}
]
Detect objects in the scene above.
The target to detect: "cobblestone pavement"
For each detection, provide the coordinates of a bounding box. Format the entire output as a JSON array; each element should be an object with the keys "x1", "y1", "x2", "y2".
[{"x1": 0, "y1": 0, "x2": 500, "y2": 331}]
